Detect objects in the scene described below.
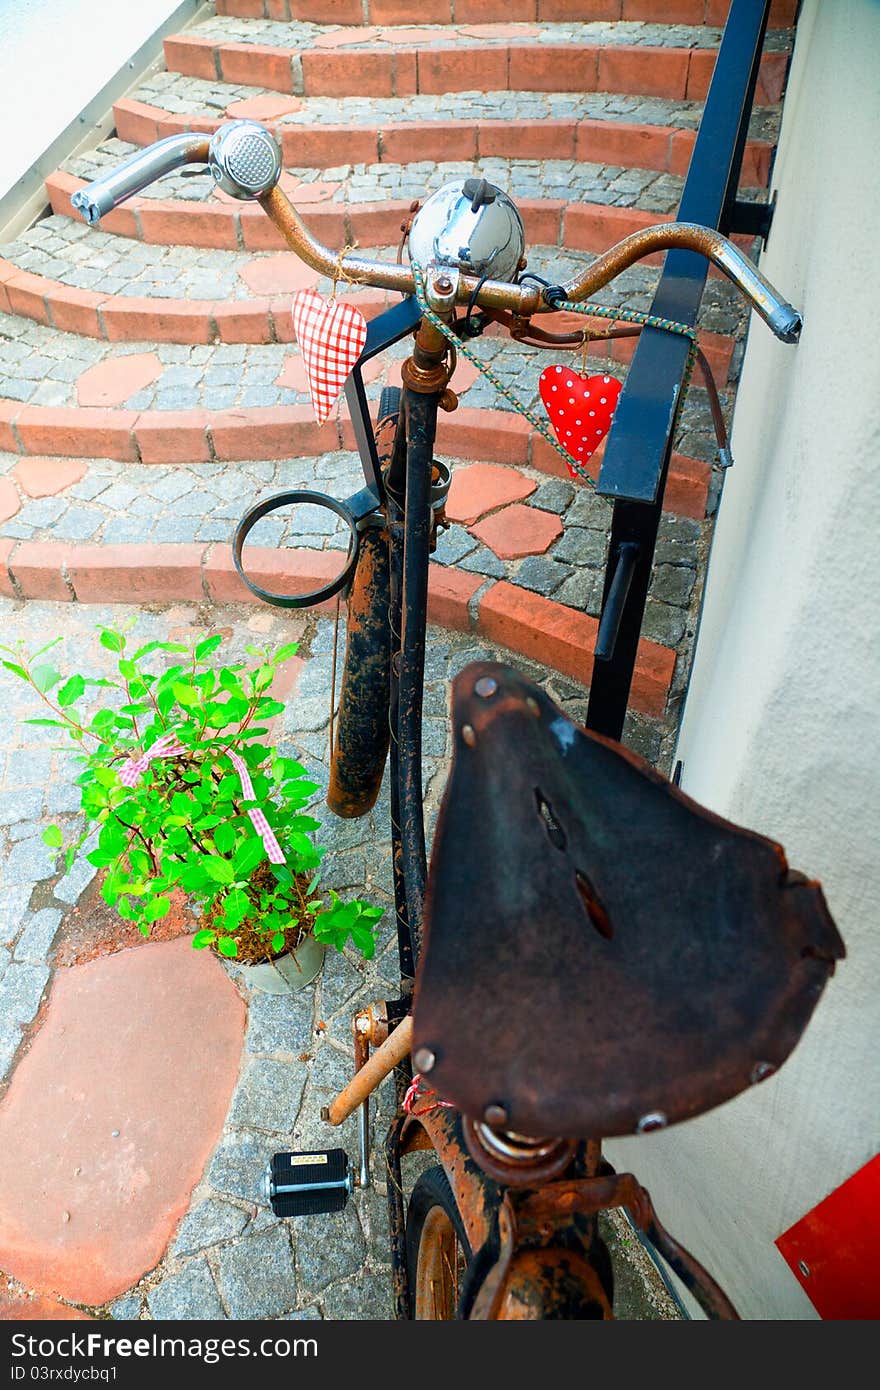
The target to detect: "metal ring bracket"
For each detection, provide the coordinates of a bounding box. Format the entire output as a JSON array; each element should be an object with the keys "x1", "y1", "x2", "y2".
[{"x1": 232, "y1": 489, "x2": 360, "y2": 609}]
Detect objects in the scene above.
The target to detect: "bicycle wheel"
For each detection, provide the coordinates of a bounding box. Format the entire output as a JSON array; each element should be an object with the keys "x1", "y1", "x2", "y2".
[
  {"x1": 406, "y1": 1166, "x2": 473, "y2": 1320},
  {"x1": 326, "y1": 387, "x2": 399, "y2": 818}
]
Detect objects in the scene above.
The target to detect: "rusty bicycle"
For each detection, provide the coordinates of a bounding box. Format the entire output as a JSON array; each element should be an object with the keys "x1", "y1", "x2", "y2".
[{"x1": 72, "y1": 119, "x2": 844, "y2": 1320}]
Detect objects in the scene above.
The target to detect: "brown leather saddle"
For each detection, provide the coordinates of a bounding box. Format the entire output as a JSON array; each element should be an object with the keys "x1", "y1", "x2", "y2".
[{"x1": 413, "y1": 662, "x2": 844, "y2": 1140}]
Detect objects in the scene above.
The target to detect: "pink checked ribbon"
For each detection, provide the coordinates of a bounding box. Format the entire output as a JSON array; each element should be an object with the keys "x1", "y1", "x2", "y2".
[
  {"x1": 226, "y1": 750, "x2": 284, "y2": 865},
  {"x1": 117, "y1": 735, "x2": 284, "y2": 865},
  {"x1": 119, "y1": 731, "x2": 186, "y2": 787}
]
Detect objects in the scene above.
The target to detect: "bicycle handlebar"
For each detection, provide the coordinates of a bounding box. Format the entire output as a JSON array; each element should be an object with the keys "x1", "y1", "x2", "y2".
[{"x1": 71, "y1": 121, "x2": 802, "y2": 343}]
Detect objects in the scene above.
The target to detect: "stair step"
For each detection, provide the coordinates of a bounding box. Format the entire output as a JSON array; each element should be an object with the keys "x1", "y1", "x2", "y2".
[
  {"x1": 161, "y1": 19, "x2": 790, "y2": 104},
  {"x1": 113, "y1": 86, "x2": 778, "y2": 183},
  {"x1": 212, "y1": 1, "x2": 797, "y2": 26},
  {"x1": 50, "y1": 161, "x2": 765, "y2": 263},
  {"x1": 0, "y1": 447, "x2": 689, "y2": 718}
]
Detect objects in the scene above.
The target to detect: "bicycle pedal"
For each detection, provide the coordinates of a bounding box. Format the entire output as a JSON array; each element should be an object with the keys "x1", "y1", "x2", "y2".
[{"x1": 263, "y1": 1149, "x2": 352, "y2": 1218}]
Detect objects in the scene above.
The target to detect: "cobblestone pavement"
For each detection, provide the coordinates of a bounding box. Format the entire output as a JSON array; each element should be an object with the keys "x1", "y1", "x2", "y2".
[
  {"x1": 0, "y1": 597, "x2": 670, "y2": 1319},
  {"x1": 188, "y1": 15, "x2": 790, "y2": 51},
  {"x1": 0, "y1": 441, "x2": 704, "y2": 683},
  {"x1": 124, "y1": 72, "x2": 782, "y2": 139},
  {"x1": 0, "y1": 240, "x2": 745, "y2": 425},
  {"x1": 64, "y1": 145, "x2": 696, "y2": 213}
]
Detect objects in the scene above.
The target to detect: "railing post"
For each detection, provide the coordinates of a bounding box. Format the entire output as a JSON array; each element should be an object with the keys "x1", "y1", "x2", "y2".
[{"x1": 585, "y1": 0, "x2": 775, "y2": 741}]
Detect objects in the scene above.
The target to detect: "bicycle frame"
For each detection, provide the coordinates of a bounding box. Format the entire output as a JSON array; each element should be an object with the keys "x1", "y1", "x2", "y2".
[
  {"x1": 312, "y1": 307, "x2": 742, "y2": 1319},
  {"x1": 71, "y1": 128, "x2": 814, "y2": 1319}
]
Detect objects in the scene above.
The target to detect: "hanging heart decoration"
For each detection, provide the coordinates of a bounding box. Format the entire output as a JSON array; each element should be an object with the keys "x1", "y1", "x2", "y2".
[
  {"x1": 291, "y1": 288, "x2": 367, "y2": 425},
  {"x1": 538, "y1": 366, "x2": 623, "y2": 478}
]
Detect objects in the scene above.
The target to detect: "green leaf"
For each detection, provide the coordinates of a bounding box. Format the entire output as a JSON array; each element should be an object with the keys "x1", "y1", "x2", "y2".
[
  {"x1": 157, "y1": 688, "x2": 175, "y2": 718},
  {"x1": 171, "y1": 792, "x2": 193, "y2": 818},
  {"x1": 64, "y1": 846, "x2": 76, "y2": 873},
  {"x1": 172, "y1": 682, "x2": 200, "y2": 708},
  {"x1": 118, "y1": 658, "x2": 139, "y2": 680},
  {"x1": 24, "y1": 717, "x2": 68, "y2": 728},
  {"x1": 203, "y1": 856, "x2": 235, "y2": 884},
  {"x1": 217, "y1": 936, "x2": 238, "y2": 959},
  {"x1": 213, "y1": 822, "x2": 236, "y2": 854},
  {"x1": 274, "y1": 642, "x2": 300, "y2": 663},
  {"x1": 31, "y1": 663, "x2": 62, "y2": 693},
  {"x1": 42, "y1": 824, "x2": 63, "y2": 848},
  {"x1": 99, "y1": 629, "x2": 125, "y2": 653},
  {"x1": 143, "y1": 896, "x2": 171, "y2": 922},
  {"x1": 133, "y1": 640, "x2": 188, "y2": 660},
  {"x1": 57, "y1": 674, "x2": 86, "y2": 707},
  {"x1": 1, "y1": 659, "x2": 29, "y2": 681},
  {"x1": 195, "y1": 635, "x2": 223, "y2": 660},
  {"x1": 32, "y1": 637, "x2": 62, "y2": 658},
  {"x1": 192, "y1": 929, "x2": 216, "y2": 950},
  {"x1": 256, "y1": 698, "x2": 285, "y2": 718},
  {"x1": 233, "y1": 837, "x2": 265, "y2": 878},
  {"x1": 270, "y1": 931, "x2": 286, "y2": 953}
]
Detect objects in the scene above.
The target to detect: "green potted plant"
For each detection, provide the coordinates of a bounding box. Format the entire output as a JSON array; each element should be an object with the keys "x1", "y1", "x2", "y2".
[{"x1": 2, "y1": 625, "x2": 383, "y2": 989}]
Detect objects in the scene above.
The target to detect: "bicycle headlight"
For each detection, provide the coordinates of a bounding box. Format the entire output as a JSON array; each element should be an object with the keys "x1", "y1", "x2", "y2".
[{"x1": 408, "y1": 177, "x2": 526, "y2": 283}]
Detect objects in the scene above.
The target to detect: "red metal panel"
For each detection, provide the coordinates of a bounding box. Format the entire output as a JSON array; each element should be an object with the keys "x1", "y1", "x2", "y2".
[{"x1": 775, "y1": 1153, "x2": 880, "y2": 1319}]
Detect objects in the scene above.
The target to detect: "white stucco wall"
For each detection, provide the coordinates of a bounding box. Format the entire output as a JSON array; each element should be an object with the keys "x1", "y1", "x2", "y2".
[{"x1": 607, "y1": 0, "x2": 880, "y2": 1319}]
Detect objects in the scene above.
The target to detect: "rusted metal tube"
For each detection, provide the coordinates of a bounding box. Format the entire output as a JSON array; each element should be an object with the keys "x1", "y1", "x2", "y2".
[
  {"x1": 325, "y1": 1016, "x2": 413, "y2": 1127},
  {"x1": 257, "y1": 184, "x2": 800, "y2": 339},
  {"x1": 326, "y1": 527, "x2": 391, "y2": 818}
]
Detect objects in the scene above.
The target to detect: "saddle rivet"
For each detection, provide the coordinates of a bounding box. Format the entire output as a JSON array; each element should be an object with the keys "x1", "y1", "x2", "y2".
[
  {"x1": 636, "y1": 1111, "x2": 667, "y2": 1134},
  {"x1": 484, "y1": 1103, "x2": 508, "y2": 1128},
  {"x1": 474, "y1": 676, "x2": 498, "y2": 699},
  {"x1": 526, "y1": 697, "x2": 541, "y2": 717},
  {"x1": 461, "y1": 724, "x2": 477, "y2": 747},
  {"x1": 750, "y1": 1061, "x2": 776, "y2": 1084},
  {"x1": 413, "y1": 1047, "x2": 436, "y2": 1074}
]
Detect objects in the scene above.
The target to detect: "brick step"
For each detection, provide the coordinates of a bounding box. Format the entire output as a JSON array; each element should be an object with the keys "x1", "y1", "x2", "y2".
[
  {"x1": 50, "y1": 165, "x2": 760, "y2": 272},
  {"x1": 212, "y1": 1, "x2": 796, "y2": 27},
  {"x1": 0, "y1": 439, "x2": 689, "y2": 714},
  {"x1": 162, "y1": 19, "x2": 790, "y2": 104},
  {"x1": 112, "y1": 90, "x2": 777, "y2": 183},
  {"x1": 0, "y1": 531, "x2": 676, "y2": 717},
  {"x1": 0, "y1": 252, "x2": 740, "y2": 397},
  {"x1": 0, "y1": 395, "x2": 713, "y2": 517}
]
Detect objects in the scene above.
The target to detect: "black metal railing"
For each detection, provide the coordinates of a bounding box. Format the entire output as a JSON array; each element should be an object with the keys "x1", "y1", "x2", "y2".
[{"x1": 585, "y1": 0, "x2": 784, "y2": 740}]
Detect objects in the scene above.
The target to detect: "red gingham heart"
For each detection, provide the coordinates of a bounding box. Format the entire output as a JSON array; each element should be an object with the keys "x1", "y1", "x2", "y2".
[
  {"x1": 538, "y1": 366, "x2": 622, "y2": 478},
  {"x1": 292, "y1": 288, "x2": 368, "y2": 425}
]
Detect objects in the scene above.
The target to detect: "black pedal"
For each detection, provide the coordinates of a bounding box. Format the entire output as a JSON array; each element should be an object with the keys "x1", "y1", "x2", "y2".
[{"x1": 263, "y1": 1149, "x2": 352, "y2": 1218}]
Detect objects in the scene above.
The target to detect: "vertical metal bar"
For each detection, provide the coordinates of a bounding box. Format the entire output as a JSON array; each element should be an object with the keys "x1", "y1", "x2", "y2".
[
  {"x1": 586, "y1": 0, "x2": 773, "y2": 740},
  {"x1": 396, "y1": 387, "x2": 437, "y2": 963},
  {"x1": 343, "y1": 296, "x2": 422, "y2": 500}
]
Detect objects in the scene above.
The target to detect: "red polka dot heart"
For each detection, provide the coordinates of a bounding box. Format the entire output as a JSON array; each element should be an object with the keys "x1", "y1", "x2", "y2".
[{"x1": 538, "y1": 366, "x2": 622, "y2": 477}]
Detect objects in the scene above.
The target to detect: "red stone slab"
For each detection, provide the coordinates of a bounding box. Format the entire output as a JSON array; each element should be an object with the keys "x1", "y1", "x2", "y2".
[
  {"x1": 75, "y1": 352, "x2": 163, "y2": 408},
  {"x1": 0, "y1": 1289, "x2": 92, "y2": 1320},
  {"x1": 0, "y1": 938, "x2": 245, "y2": 1305},
  {"x1": 470, "y1": 502, "x2": 562, "y2": 558},
  {"x1": 446, "y1": 462, "x2": 537, "y2": 525},
  {"x1": 238, "y1": 252, "x2": 321, "y2": 296},
  {"x1": 13, "y1": 458, "x2": 88, "y2": 498}
]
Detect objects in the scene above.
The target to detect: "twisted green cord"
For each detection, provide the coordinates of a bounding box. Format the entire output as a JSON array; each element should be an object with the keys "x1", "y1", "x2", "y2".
[{"x1": 410, "y1": 262, "x2": 699, "y2": 488}]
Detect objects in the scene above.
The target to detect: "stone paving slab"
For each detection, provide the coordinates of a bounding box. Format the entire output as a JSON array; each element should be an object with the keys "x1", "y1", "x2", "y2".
[{"x1": 0, "y1": 938, "x2": 246, "y2": 1305}]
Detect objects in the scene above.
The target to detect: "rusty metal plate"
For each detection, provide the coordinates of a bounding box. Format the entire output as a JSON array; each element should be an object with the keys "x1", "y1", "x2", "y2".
[{"x1": 413, "y1": 662, "x2": 844, "y2": 1140}]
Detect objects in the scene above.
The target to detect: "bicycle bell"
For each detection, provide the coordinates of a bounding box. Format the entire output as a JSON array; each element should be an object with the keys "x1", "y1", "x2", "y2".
[
  {"x1": 408, "y1": 177, "x2": 526, "y2": 283},
  {"x1": 208, "y1": 120, "x2": 282, "y2": 200}
]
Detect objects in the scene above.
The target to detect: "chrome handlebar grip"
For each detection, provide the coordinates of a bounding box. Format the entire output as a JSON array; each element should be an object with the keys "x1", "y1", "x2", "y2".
[{"x1": 70, "y1": 133, "x2": 211, "y2": 225}]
